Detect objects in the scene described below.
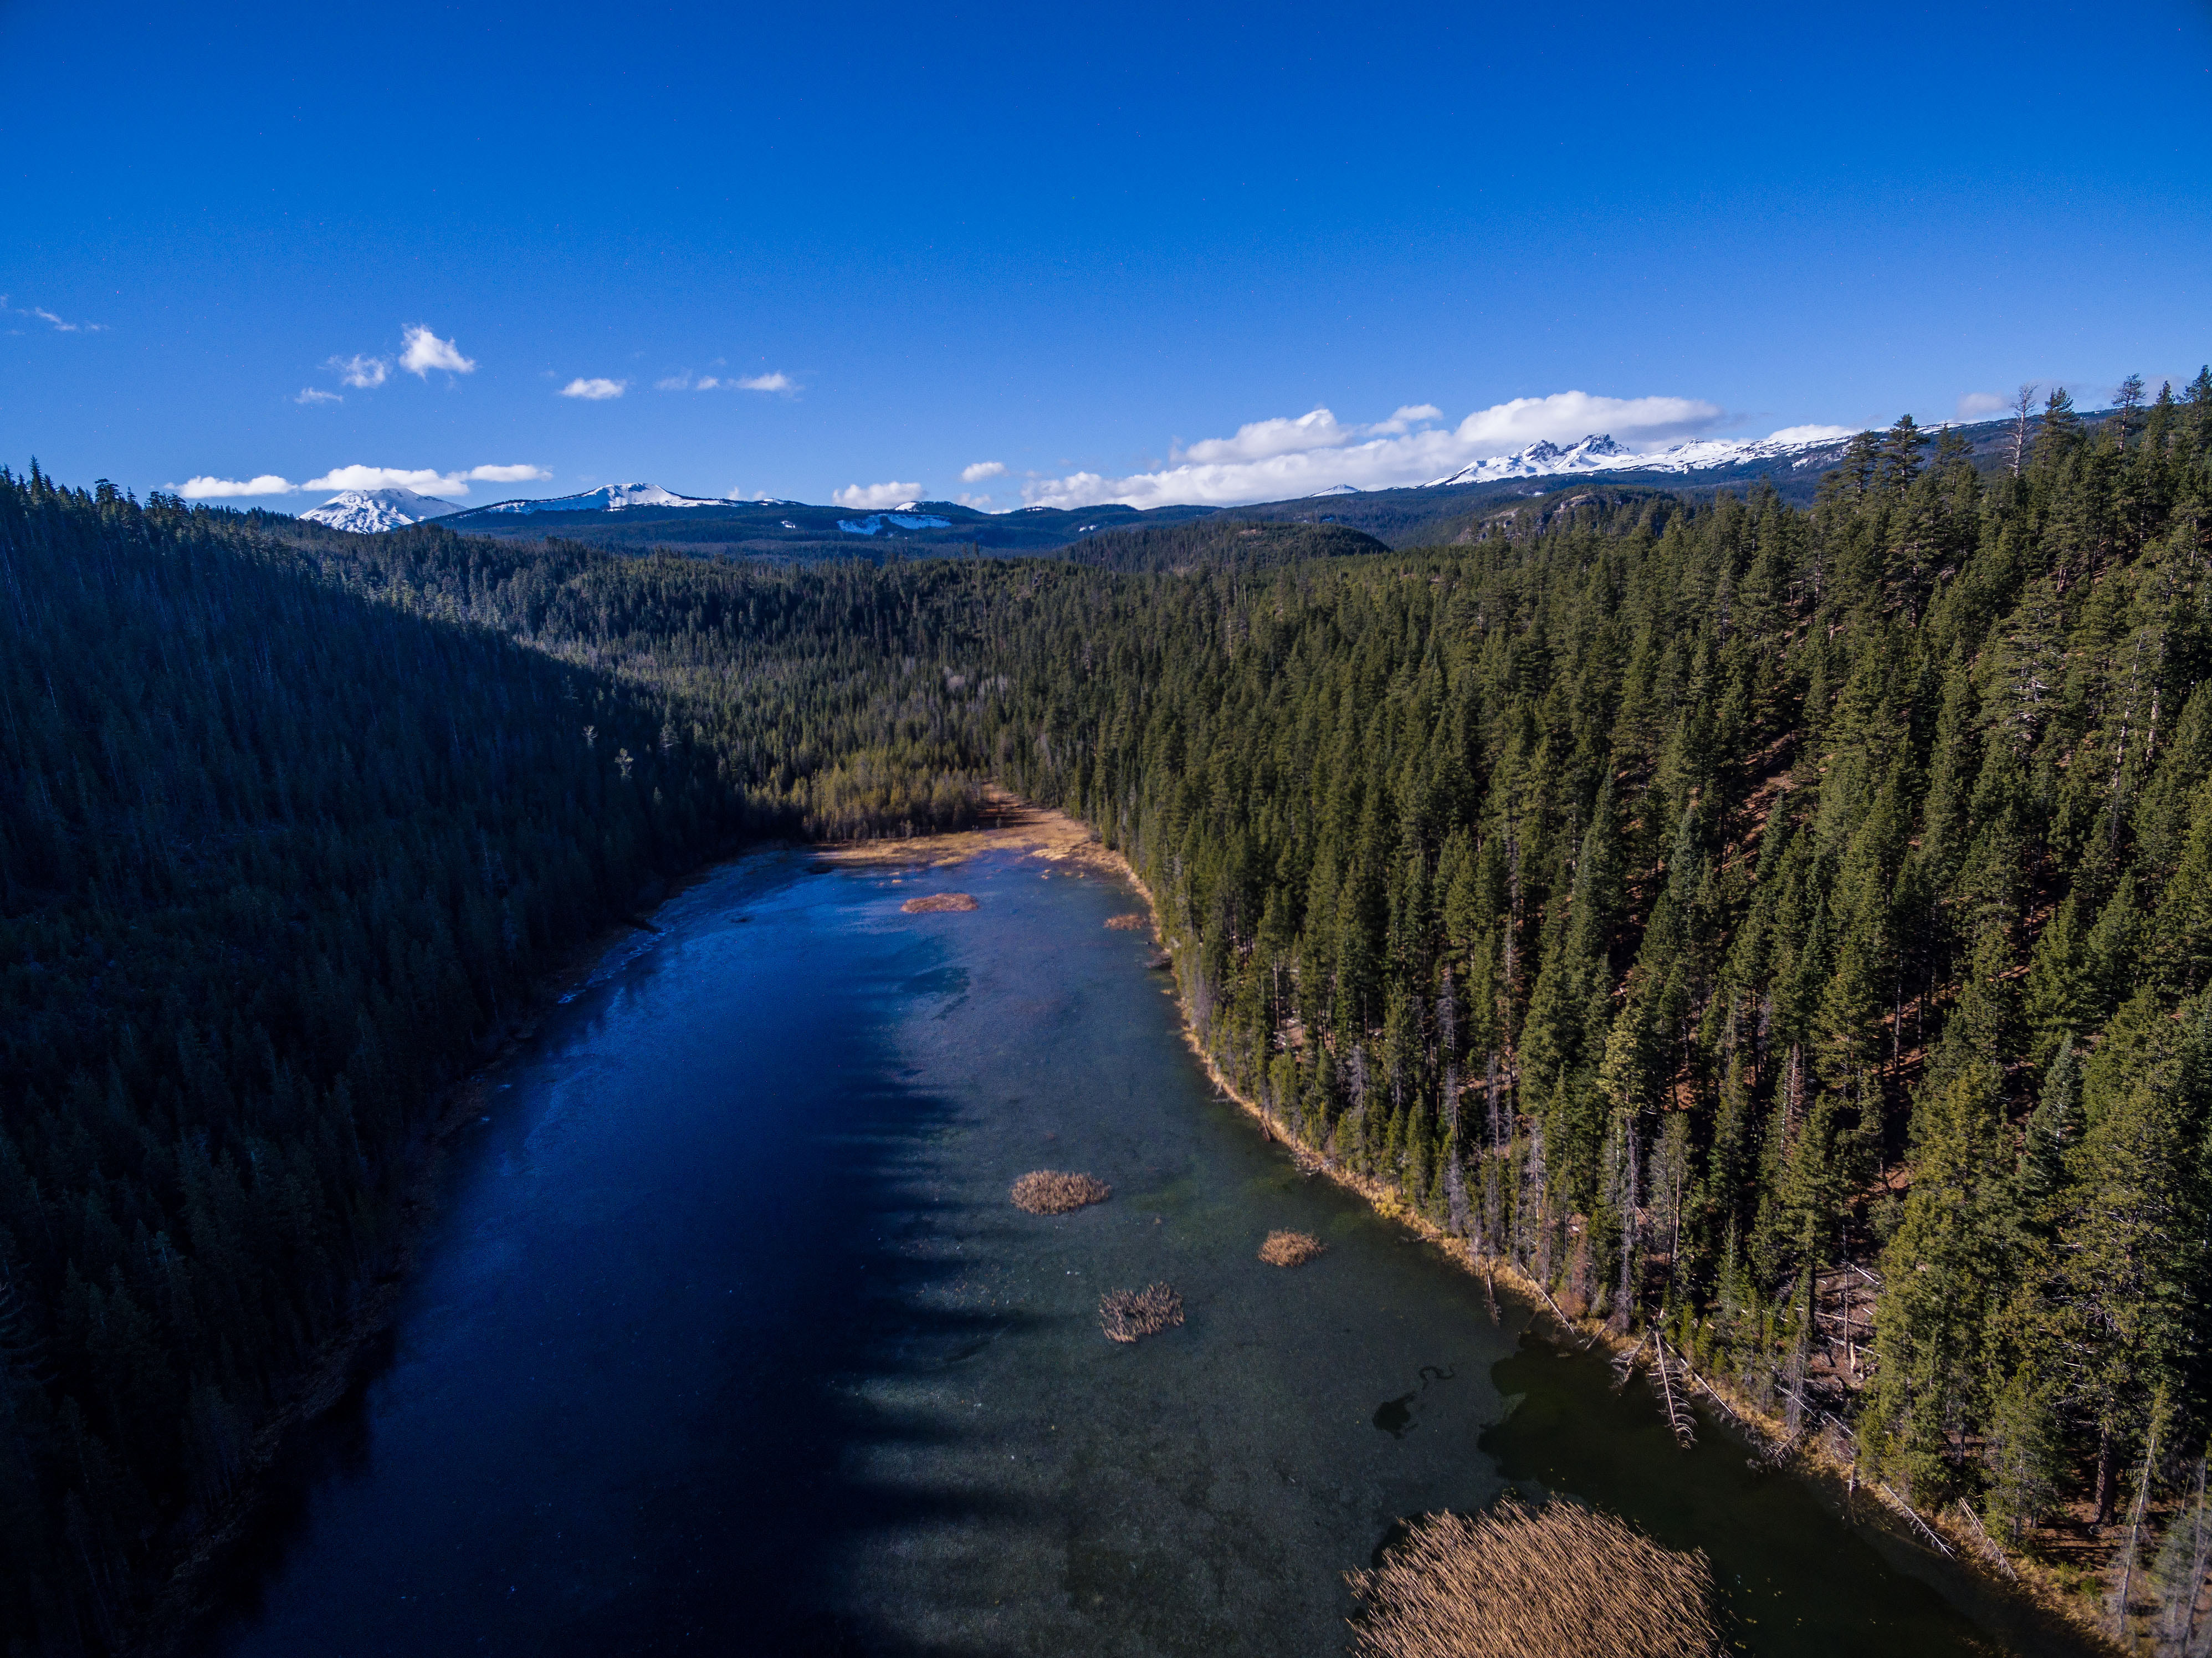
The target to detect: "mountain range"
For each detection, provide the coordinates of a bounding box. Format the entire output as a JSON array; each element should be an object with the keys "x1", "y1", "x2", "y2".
[
  {"x1": 284, "y1": 412, "x2": 2041, "y2": 557},
  {"x1": 1421, "y1": 428, "x2": 1851, "y2": 487}
]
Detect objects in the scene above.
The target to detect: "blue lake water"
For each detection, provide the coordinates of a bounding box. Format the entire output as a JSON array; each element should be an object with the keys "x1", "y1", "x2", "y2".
[{"x1": 185, "y1": 846, "x2": 2090, "y2": 1656}]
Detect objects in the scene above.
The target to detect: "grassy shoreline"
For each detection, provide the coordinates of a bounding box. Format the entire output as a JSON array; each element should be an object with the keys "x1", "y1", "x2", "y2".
[{"x1": 939, "y1": 796, "x2": 2117, "y2": 1656}]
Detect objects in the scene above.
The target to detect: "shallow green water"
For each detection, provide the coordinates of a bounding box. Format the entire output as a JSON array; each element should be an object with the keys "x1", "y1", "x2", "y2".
[{"x1": 187, "y1": 846, "x2": 2090, "y2": 1656}]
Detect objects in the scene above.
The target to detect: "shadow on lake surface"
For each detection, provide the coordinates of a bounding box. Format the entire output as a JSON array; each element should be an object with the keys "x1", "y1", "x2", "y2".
[{"x1": 181, "y1": 848, "x2": 2098, "y2": 1657}]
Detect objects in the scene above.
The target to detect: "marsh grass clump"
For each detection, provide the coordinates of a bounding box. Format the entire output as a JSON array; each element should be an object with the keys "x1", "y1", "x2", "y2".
[
  {"x1": 901, "y1": 892, "x2": 979, "y2": 913},
  {"x1": 1099, "y1": 1282, "x2": 1183, "y2": 1343},
  {"x1": 1104, "y1": 912, "x2": 1148, "y2": 930},
  {"x1": 1258, "y1": 1230, "x2": 1325, "y2": 1267},
  {"x1": 1348, "y1": 1499, "x2": 1717, "y2": 1658},
  {"x1": 1010, "y1": 1170, "x2": 1112, "y2": 1214}
]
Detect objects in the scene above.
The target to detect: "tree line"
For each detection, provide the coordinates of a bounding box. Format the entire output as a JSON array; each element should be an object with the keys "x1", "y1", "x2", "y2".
[
  {"x1": 7, "y1": 369, "x2": 2212, "y2": 1648},
  {"x1": 973, "y1": 377, "x2": 2212, "y2": 1641}
]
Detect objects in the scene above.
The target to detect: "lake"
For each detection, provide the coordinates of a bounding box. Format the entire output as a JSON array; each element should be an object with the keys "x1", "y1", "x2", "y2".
[{"x1": 185, "y1": 843, "x2": 2091, "y2": 1656}]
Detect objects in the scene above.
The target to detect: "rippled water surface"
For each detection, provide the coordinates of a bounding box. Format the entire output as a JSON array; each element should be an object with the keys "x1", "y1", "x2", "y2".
[{"x1": 187, "y1": 847, "x2": 2091, "y2": 1657}]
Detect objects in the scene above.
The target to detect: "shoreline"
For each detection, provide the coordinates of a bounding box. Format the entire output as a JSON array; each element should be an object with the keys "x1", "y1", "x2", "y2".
[
  {"x1": 135, "y1": 800, "x2": 2110, "y2": 1656},
  {"x1": 858, "y1": 794, "x2": 2114, "y2": 1654}
]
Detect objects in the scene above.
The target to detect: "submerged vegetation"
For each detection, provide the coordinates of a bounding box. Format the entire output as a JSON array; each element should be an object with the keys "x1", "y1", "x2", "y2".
[
  {"x1": 1259, "y1": 1229, "x2": 1327, "y2": 1267},
  {"x1": 1009, "y1": 1170, "x2": 1112, "y2": 1214},
  {"x1": 900, "y1": 891, "x2": 979, "y2": 913},
  {"x1": 1098, "y1": 1282, "x2": 1184, "y2": 1343},
  {"x1": 1346, "y1": 1499, "x2": 1717, "y2": 1658},
  {"x1": 8, "y1": 371, "x2": 2212, "y2": 1647}
]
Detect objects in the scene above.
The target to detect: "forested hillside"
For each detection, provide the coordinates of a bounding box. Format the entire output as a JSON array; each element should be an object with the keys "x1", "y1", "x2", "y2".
[
  {"x1": 976, "y1": 380, "x2": 2212, "y2": 1634},
  {"x1": 1061, "y1": 517, "x2": 1387, "y2": 574},
  {"x1": 8, "y1": 372, "x2": 2212, "y2": 1651},
  {"x1": 0, "y1": 476, "x2": 994, "y2": 1652}
]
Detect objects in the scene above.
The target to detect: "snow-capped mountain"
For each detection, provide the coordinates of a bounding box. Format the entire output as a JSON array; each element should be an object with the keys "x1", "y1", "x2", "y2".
[
  {"x1": 299, "y1": 488, "x2": 461, "y2": 533},
  {"x1": 477, "y1": 483, "x2": 739, "y2": 515},
  {"x1": 1425, "y1": 430, "x2": 1849, "y2": 488}
]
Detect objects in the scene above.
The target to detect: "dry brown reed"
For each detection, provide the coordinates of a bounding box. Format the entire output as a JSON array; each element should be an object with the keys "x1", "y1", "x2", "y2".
[
  {"x1": 901, "y1": 892, "x2": 979, "y2": 913},
  {"x1": 1258, "y1": 1230, "x2": 1325, "y2": 1267},
  {"x1": 1099, "y1": 1283, "x2": 1183, "y2": 1343},
  {"x1": 1104, "y1": 912, "x2": 1148, "y2": 930},
  {"x1": 1009, "y1": 1170, "x2": 1112, "y2": 1214},
  {"x1": 1347, "y1": 1498, "x2": 1718, "y2": 1658}
]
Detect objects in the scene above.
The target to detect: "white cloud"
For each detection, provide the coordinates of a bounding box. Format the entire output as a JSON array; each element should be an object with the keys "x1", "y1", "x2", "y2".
[
  {"x1": 295, "y1": 387, "x2": 342, "y2": 406},
  {"x1": 1370, "y1": 403, "x2": 1445, "y2": 434},
  {"x1": 330, "y1": 354, "x2": 389, "y2": 388},
  {"x1": 659, "y1": 369, "x2": 793, "y2": 392},
  {"x1": 467, "y1": 463, "x2": 551, "y2": 483},
  {"x1": 1956, "y1": 392, "x2": 2008, "y2": 419},
  {"x1": 400, "y1": 326, "x2": 475, "y2": 377},
  {"x1": 1179, "y1": 408, "x2": 1358, "y2": 465},
  {"x1": 833, "y1": 480, "x2": 923, "y2": 510},
  {"x1": 1, "y1": 295, "x2": 106, "y2": 332},
  {"x1": 1021, "y1": 391, "x2": 1731, "y2": 510},
  {"x1": 1766, "y1": 423, "x2": 1857, "y2": 443},
  {"x1": 961, "y1": 460, "x2": 1006, "y2": 483},
  {"x1": 559, "y1": 377, "x2": 627, "y2": 400},
  {"x1": 304, "y1": 464, "x2": 470, "y2": 496},
  {"x1": 956, "y1": 493, "x2": 996, "y2": 509},
  {"x1": 176, "y1": 474, "x2": 297, "y2": 499}
]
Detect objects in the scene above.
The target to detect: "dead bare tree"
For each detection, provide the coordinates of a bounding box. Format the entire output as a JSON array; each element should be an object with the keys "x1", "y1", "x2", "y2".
[
  {"x1": 1651, "y1": 1334, "x2": 1697, "y2": 1450},
  {"x1": 2114, "y1": 1408, "x2": 2165, "y2": 1640},
  {"x1": 1950, "y1": 1501, "x2": 2017, "y2": 1580},
  {"x1": 1610, "y1": 1331, "x2": 1650, "y2": 1390},
  {"x1": 1878, "y1": 1483, "x2": 1955, "y2": 1558},
  {"x1": 2009, "y1": 382, "x2": 2040, "y2": 475}
]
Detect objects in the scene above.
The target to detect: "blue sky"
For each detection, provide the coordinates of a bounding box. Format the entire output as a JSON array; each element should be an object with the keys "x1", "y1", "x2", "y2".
[{"x1": 4, "y1": 0, "x2": 2209, "y2": 511}]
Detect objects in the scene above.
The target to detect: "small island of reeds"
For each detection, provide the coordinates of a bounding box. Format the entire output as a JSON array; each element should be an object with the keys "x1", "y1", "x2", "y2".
[
  {"x1": 1099, "y1": 1283, "x2": 1183, "y2": 1343},
  {"x1": 1258, "y1": 1230, "x2": 1325, "y2": 1267},
  {"x1": 901, "y1": 892, "x2": 978, "y2": 913},
  {"x1": 1104, "y1": 912, "x2": 1148, "y2": 930},
  {"x1": 1348, "y1": 1499, "x2": 1717, "y2": 1658},
  {"x1": 1010, "y1": 1170, "x2": 1112, "y2": 1214}
]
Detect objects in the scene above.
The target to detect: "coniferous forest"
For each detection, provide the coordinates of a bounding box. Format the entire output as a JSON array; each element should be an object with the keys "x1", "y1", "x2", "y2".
[{"x1": 7, "y1": 371, "x2": 2212, "y2": 1650}]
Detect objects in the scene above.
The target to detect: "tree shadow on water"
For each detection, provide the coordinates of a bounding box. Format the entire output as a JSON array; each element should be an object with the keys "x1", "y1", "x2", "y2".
[{"x1": 178, "y1": 980, "x2": 1046, "y2": 1657}]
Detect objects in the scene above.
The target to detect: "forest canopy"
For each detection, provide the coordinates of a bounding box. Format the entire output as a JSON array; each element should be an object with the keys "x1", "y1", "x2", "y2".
[{"x1": 6, "y1": 371, "x2": 2212, "y2": 1649}]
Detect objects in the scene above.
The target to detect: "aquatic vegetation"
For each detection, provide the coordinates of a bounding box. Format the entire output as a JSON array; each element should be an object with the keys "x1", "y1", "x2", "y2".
[
  {"x1": 1099, "y1": 1283, "x2": 1184, "y2": 1343},
  {"x1": 1010, "y1": 1170, "x2": 1112, "y2": 1213},
  {"x1": 901, "y1": 891, "x2": 979, "y2": 912},
  {"x1": 1347, "y1": 1498, "x2": 1717, "y2": 1658},
  {"x1": 1104, "y1": 912, "x2": 1148, "y2": 930},
  {"x1": 1259, "y1": 1229, "x2": 1325, "y2": 1267}
]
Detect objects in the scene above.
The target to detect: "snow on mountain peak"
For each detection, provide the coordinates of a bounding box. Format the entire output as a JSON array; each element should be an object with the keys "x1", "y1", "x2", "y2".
[
  {"x1": 298, "y1": 488, "x2": 460, "y2": 533},
  {"x1": 480, "y1": 482, "x2": 737, "y2": 515},
  {"x1": 1424, "y1": 429, "x2": 1846, "y2": 489}
]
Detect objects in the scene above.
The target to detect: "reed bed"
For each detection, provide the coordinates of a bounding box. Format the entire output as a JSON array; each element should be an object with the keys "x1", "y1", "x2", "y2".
[
  {"x1": 1346, "y1": 1498, "x2": 1718, "y2": 1658},
  {"x1": 1104, "y1": 912, "x2": 1148, "y2": 930},
  {"x1": 901, "y1": 892, "x2": 979, "y2": 913},
  {"x1": 1099, "y1": 1283, "x2": 1183, "y2": 1343},
  {"x1": 1010, "y1": 1170, "x2": 1112, "y2": 1214},
  {"x1": 1258, "y1": 1229, "x2": 1325, "y2": 1267}
]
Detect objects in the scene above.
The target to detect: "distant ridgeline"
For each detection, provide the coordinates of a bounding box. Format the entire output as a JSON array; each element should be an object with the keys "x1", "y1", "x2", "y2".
[{"x1": 7, "y1": 373, "x2": 2212, "y2": 1647}]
